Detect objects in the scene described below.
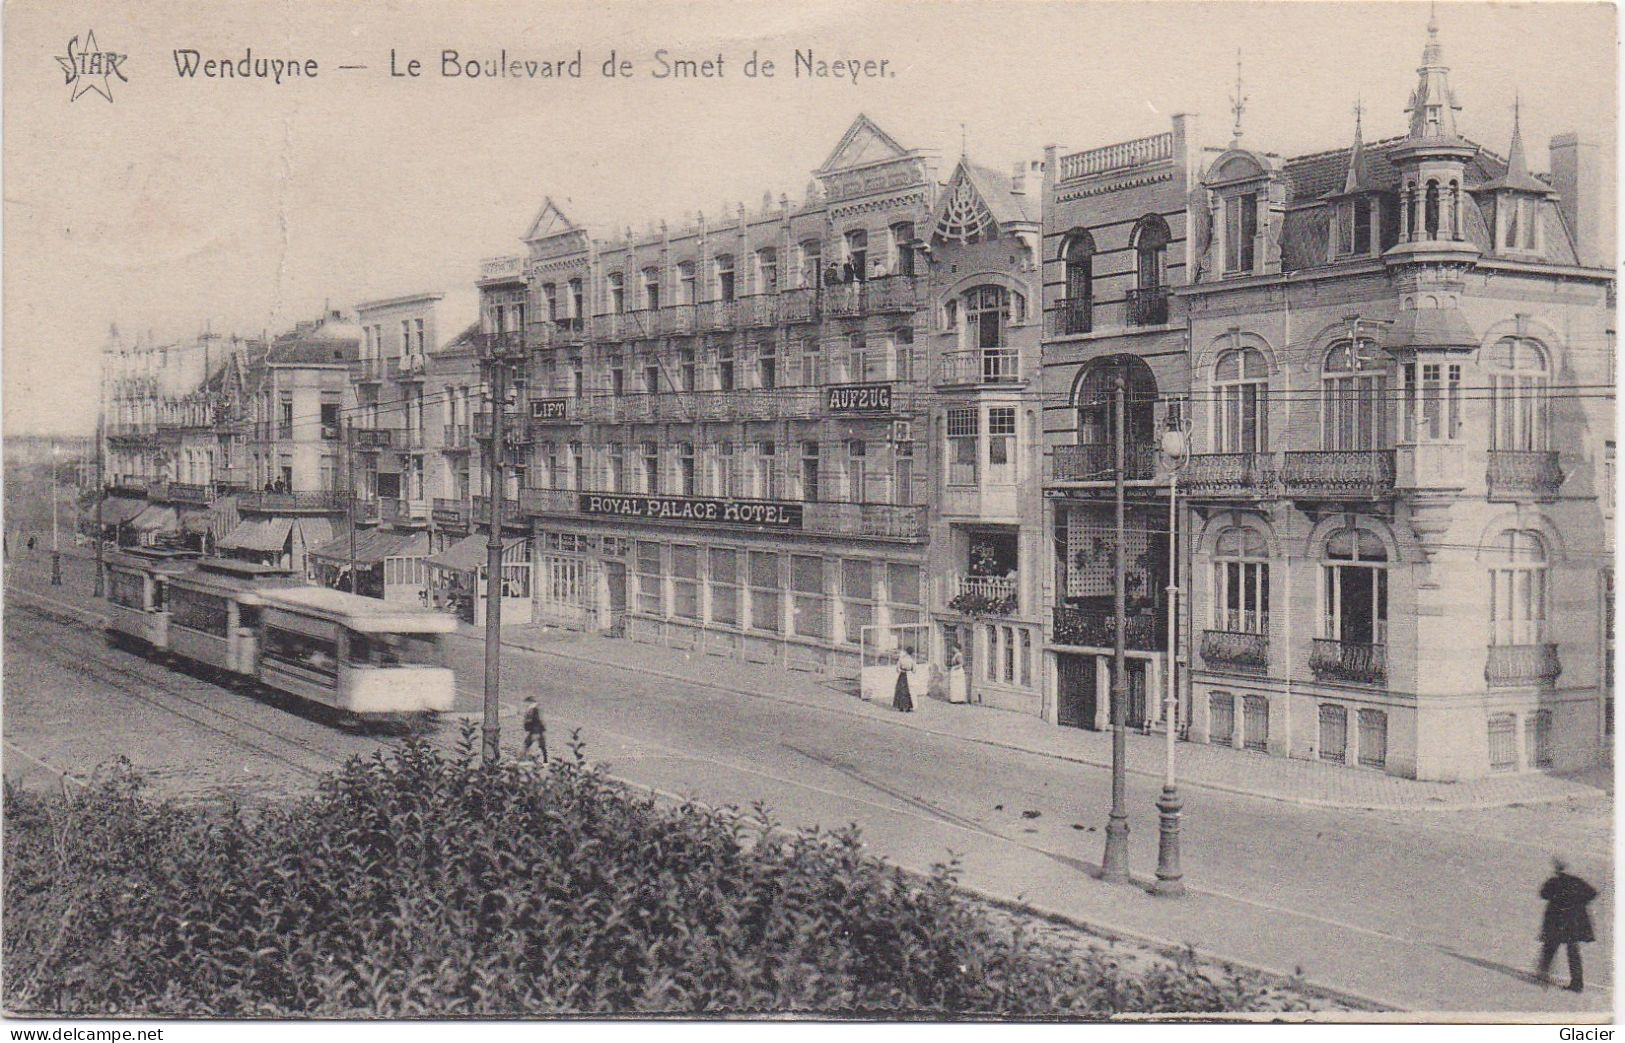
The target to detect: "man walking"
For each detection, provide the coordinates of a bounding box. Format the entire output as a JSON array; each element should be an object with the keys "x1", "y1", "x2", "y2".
[
  {"x1": 1537, "y1": 856, "x2": 1598, "y2": 993},
  {"x1": 522, "y1": 694, "x2": 548, "y2": 763}
]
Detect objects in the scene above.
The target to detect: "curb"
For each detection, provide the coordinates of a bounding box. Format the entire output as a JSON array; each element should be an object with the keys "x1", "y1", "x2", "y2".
[{"x1": 462, "y1": 630, "x2": 1601, "y2": 815}]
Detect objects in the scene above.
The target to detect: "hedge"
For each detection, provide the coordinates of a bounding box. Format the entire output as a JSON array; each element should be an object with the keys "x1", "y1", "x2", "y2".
[{"x1": 4, "y1": 725, "x2": 1308, "y2": 1017}]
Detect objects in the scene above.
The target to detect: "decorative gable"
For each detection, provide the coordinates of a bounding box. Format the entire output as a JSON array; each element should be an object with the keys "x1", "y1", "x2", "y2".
[
  {"x1": 523, "y1": 197, "x2": 580, "y2": 243},
  {"x1": 816, "y1": 114, "x2": 911, "y2": 174},
  {"x1": 933, "y1": 162, "x2": 999, "y2": 244}
]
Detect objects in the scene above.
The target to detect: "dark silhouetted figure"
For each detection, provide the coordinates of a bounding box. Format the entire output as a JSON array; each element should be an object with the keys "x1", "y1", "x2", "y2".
[
  {"x1": 1537, "y1": 857, "x2": 1597, "y2": 993},
  {"x1": 522, "y1": 695, "x2": 548, "y2": 762},
  {"x1": 892, "y1": 647, "x2": 915, "y2": 713}
]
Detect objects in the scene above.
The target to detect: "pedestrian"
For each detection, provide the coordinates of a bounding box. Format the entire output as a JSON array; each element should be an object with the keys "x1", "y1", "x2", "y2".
[
  {"x1": 1537, "y1": 856, "x2": 1598, "y2": 992},
  {"x1": 893, "y1": 646, "x2": 915, "y2": 713},
  {"x1": 522, "y1": 694, "x2": 548, "y2": 762},
  {"x1": 26, "y1": 535, "x2": 35, "y2": 554}
]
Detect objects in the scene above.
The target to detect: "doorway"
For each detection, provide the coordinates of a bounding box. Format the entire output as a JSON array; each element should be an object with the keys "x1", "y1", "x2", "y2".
[
  {"x1": 1057, "y1": 653, "x2": 1097, "y2": 729},
  {"x1": 604, "y1": 561, "x2": 627, "y2": 637}
]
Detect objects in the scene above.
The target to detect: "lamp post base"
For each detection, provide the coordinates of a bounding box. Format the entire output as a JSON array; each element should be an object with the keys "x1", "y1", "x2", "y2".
[
  {"x1": 50, "y1": 552, "x2": 62, "y2": 587},
  {"x1": 1101, "y1": 812, "x2": 1130, "y2": 883},
  {"x1": 1152, "y1": 785, "x2": 1185, "y2": 896}
]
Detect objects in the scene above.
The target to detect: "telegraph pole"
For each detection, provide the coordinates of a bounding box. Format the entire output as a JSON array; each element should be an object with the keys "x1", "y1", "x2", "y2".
[
  {"x1": 1101, "y1": 373, "x2": 1130, "y2": 882},
  {"x1": 345, "y1": 419, "x2": 358, "y2": 593},
  {"x1": 482, "y1": 332, "x2": 511, "y2": 765},
  {"x1": 94, "y1": 416, "x2": 105, "y2": 596},
  {"x1": 50, "y1": 440, "x2": 62, "y2": 586}
]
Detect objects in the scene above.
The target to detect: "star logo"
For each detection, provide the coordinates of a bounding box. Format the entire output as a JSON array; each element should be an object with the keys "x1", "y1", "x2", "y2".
[{"x1": 55, "y1": 30, "x2": 128, "y2": 103}]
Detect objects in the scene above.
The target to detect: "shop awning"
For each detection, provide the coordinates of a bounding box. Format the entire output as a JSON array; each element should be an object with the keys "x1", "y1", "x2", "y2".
[
  {"x1": 100, "y1": 497, "x2": 149, "y2": 527},
  {"x1": 310, "y1": 528, "x2": 429, "y2": 566},
  {"x1": 179, "y1": 510, "x2": 214, "y2": 535},
  {"x1": 427, "y1": 534, "x2": 525, "y2": 572},
  {"x1": 218, "y1": 517, "x2": 294, "y2": 553},
  {"x1": 129, "y1": 504, "x2": 179, "y2": 533},
  {"x1": 295, "y1": 516, "x2": 335, "y2": 549}
]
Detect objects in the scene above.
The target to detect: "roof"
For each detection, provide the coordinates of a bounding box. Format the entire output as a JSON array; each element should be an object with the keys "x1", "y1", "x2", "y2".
[
  {"x1": 101, "y1": 496, "x2": 150, "y2": 526},
  {"x1": 129, "y1": 504, "x2": 179, "y2": 533},
  {"x1": 169, "y1": 561, "x2": 302, "y2": 598},
  {"x1": 106, "y1": 547, "x2": 199, "y2": 572},
  {"x1": 266, "y1": 336, "x2": 359, "y2": 367},
  {"x1": 309, "y1": 528, "x2": 430, "y2": 566},
  {"x1": 256, "y1": 586, "x2": 458, "y2": 633},
  {"x1": 218, "y1": 517, "x2": 294, "y2": 553},
  {"x1": 962, "y1": 161, "x2": 1038, "y2": 226},
  {"x1": 1280, "y1": 135, "x2": 1508, "y2": 205},
  {"x1": 426, "y1": 533, "x2": 525, "y2": 571}
]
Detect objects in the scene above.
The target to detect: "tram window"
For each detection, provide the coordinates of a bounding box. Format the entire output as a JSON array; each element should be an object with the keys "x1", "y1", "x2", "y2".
[
  {"x1": 345, "y1": 631, "x2": 441, "y2": 668},
  {"x1": 263, "y1": 625, "x2": 338, "y2": 678},
  {"x1": 238, "y1": 606, "x2": 261, "y2": 630},
  {"x1": 152, "y1": 583, "x2": 167, "y2": 612},
  {"x1": 171, "y1": 589, "x2": 229, "y2": 636}
]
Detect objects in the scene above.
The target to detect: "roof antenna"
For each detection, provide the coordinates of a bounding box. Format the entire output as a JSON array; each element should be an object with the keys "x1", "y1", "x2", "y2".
[{"x1": 1229, "y1": 49, "x2": 1248, "y2": 146}]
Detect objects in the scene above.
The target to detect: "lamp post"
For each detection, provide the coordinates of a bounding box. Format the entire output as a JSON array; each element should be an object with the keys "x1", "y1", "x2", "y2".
[
  {"x1": 50, "y1": 440, "x2": 62, "y2": 586},
  {"x1": 1100, "y1": 374, "x2": 1130, "y2": 882},
  {"x1": 1153, "y1": 416, "x2": 1191, "y2": 897}
]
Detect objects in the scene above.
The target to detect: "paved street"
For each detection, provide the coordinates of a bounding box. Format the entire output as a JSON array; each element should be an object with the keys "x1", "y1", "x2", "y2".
[{"x1": 4, "y1": 548, "x2": 1613, "y2": 1015}]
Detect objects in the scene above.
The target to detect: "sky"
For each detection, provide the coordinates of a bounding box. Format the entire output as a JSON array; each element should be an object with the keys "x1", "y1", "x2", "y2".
[{"x1": 3, "y1": 0, "x2": 1616, "y2": 436}]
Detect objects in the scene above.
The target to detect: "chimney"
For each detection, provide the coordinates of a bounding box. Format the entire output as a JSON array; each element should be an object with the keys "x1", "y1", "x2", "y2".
[
  {"x1": 1010, "y1": 162, "x2": 1027, "y2": 195},
  {"x1": 1549, "y1": 132, "x2": 1614, "y2": 268}
]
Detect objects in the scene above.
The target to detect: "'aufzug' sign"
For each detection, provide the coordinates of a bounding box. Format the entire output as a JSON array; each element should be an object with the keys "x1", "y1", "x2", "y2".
[{"x1": 826, "y1": 382, "x2": 893, "y2": 413}]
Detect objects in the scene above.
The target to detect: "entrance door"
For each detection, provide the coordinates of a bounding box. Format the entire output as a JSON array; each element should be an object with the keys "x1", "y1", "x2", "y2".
[
  {"x1": 1057, "y1": 653, "x2": 1097, "y2": 729},
  {"x1": 1126, "y1": 660, "x2": 1148, "y2": 729},
  {"x1": 604, "y1": 561, "x2": 627, "y2": 637}
]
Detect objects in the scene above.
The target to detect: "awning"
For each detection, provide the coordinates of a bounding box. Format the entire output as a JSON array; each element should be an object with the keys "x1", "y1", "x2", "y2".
[
  {"x1": 129, "y1": 505, "x2": 179, "y2": 533},
  {"x1": 179, "y1": 510, "x2": 214, "y2": 535},
  {"x1": 427, "y1": 533, "x2": 525, "y2": 572},
  {"x1": 100, "y1": 497, "x2": 149, "y2": 527},
  {"x1": 218, "y1": 517, "x2": 294, "y2": 553},
  {"x1": 310, "y1": 528, "x2": 429, "y2": 566},
  {"x1": 294, "y1": 516, "x2": 335, "y2": 549}
]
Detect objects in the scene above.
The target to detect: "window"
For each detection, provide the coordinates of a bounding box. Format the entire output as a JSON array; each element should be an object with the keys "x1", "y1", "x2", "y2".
[
  {"x1": 610, "y1": 356, "x2": 625, "y2": 397},
  {"x1": 798, "y1": 240, "x2": 822, "y2": 288},
  {"x1": 170, "y1": 588, "x2": 229, "y2": 637},
  {"x1": 1210, "y1": 692, "x2": 1235, "y2": 745},
  {"x1": 1321, "y1": 341, "x2": 1390, "y2": 450},
  {"x1": 1358, "y1": 709, "x2": 1388, "y2": 768},
  {"x1": 677, "y1": 261, "x2": 697, "y2": 305},
  {"x1": 988, "y1": 408, "x2": 1016, "y2": 480},
  {"x1": 570, "y1": 358, "x2": 584, "y2": 398},
  {"x1": 717, "y1": 341, "x2": 735, "y2": 391},
  {"x1": 1243, "y1": 695, "x2": 1269, "y2": 752},
  {"x1": 1487, "y1": 338, "x2": 1550, "y2": 451},
  {"x1": 1214, "y1": 347, "x2": 1268, "y2": 452},
  {"x1": 797, "y1": 337, "x2": 823, "y2": 386},
  {"x1": 671, "y1": 545, "x2": 700, "y2": 620},
  {"x1": 757, "y1": 440, "x2": 778, "y2": 499},
  {"x1": 714, "y1": 254, "x2": 736, "y2": 302},
  {"x1": 715, "y1": 441, "x2": 735, "y2": 497},
  {"x1": 757, "y1": 340, "x2": 776, "y2": 389},
  {"x1": 1318, "y1": 704, "x2": 1348, "y2": 763},
  {"x1": 643, "y1": 361, "x2": 661, "y2": 395},
  {"x1": 709, "y1": 548, "x2": 739, "y2": 625},
  {"x1": 894, "y1": 328, "x2": 915, "y2": 382},
  {"x1": 1214, "y1": 527, "x2": 1270, "y2": 634},
  {"x1": 570, "y1": 441, "x2": 583, "y2": 491},
  {"x1": 1322, "y1": 528, "x2": 1388, "y2": 647},
  {"x1": 643, "y1": 441, "x2": 661, "y2": 494},
  {"x1": 800, "y1": 441, "x2": 820, "y2": 501},
  {"x1": 1132, "y1": 215, "x2": 1170, "y2": 292},
  {"x1": 894, "y1": 423, "x2": 914, "y2": 505},
  {"x1": 1526, "y1": 709, "x2": 1553, "y2": 769},
  {"x1": 1488, "y1": 530, "x2": 1548, "y2": 645},
  {"x1": 607, "y1": 272, "x2": 625, "y2": 314},
  {"x1": 887, "y1": 562, "x2": 922, "y2": 626},
  {"x1": 748, "y1": 551, "x2": 782, "y2": 632},
  {"x1": 542, "y1": 283, "x2": 558, "y2": 321},
  {"x1": 264, "y1": 626, "x2": 338, "y2": 678},
  {"x1": 842, "y1": 559, "x2": 874, "y2": 644},
  {"x1": 844, "y1": 229, "x2": 868, "y2": 280},
  {"x1": 1488, "y1": 714, "x2": 1517, "y2": 772},
  {"x1": 1424, "y1": 180, "x2": 1440, "y2": 239},
  {"x1": 608, "y1": 443, "x2": 625, "y2": 492},
  {"x1": 965, "y1": 285, "x2": 1014, "y2": 351},
  {"x1": 844, "y1": 333, "x2": 866, "y2": 383},
  {"x1": 109, "y1": 570, "x2": 146, "y2": 610},
  {"x1": 889, "y1": 222, "x2": 915, "y2": 277},
  {"x1": 414, "y1": 318, "x2": 426, "y2": 354},
  {"x1": 792, "y1": 555, "x2": 827, "y2": 639},
  {"x1": 568, "y1": 278, "x2": 584, "y2": 319},
  {"x1": 320, "y1": 401, "x2": 341, "y2": 440},
  {"x1": 641, "y1": 268, "x2": 661, "y2": 310},
  {"x1": 753, "y1": 249, "x2": 777, "y2": 294},
  {"x1": 1341, "y1": 197, "x2": 1375, "y2": 256},
  {"x1": 679, "y1": 443, "x2": 696, "y2": 496},
  {"x1": 680, "y1": 346, "x2": 696, "y2": 392},
  {"x1": 948, "y1": 407, "x2": 979, "y2": 486},
  {"x1": 1224, "y1": 193, "x2": 1257, "y2": 273},
  {"x1": 1402, "y1": 362, "x2": 1463, "y2": 441},
  {"x1": 635, "y1": 541, "x2": 663, "y2": 615}
]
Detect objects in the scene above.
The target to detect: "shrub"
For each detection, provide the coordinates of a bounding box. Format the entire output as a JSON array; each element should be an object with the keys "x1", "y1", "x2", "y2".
[{"x1": 4, "y1": 728, "x2": 1305, "y2": 1017}]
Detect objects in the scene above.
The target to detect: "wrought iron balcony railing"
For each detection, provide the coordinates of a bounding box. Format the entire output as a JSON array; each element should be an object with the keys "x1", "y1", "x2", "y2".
[
  {"x1": 476, "y1": 330, "x2": 528, "y2": 360},
  {"x1": 937, "y1": 347, "x2": 1027, "y2": 386},
  {"x1": 1046, "y1": 299, "x2": 1093, "y2": 337},
  {"x1": 1200, "y1": 629, "x2": 1269, "y2": 669},
  {"x1": 1052, "y1": 605, "x2": 1164, "y2": 651},
  {"x1": 1486, "y1": 450, "x2": 1564, "y2": 501},
  {"x1": 1485, "y1": 643, "x2": 1562, "y2": 687},
  {"x1": 1309, "y1": 638, "x2": 1386, "y2": 684},
  {"x1": 665, "y1": 303, "x2": 697, "y2": 334},
  {"x1": 237, "y1": 490, "x2": 346, "y2": 513},
  {"x1": 697, "y1": 300, "x2": 739, "y2": 330},
  {"x1": 1126, "y1": 286, "x2": 1171, "y2": 326},
  {"x1": 1184, "y1": 452, "x2": 1277, "y2": 499},
  {"x1": 866, "y1": 275, "x2": 920, "y2": 313},
  {"x1": 780, "y1": 288, "x2": 819, "y2": 324},
  {"x1": 738, "y1": 294, "x2": 780, "y2": 327},
  {"x1": 1280, "y1": 450, "x2": 1396, "y2": 500},
  {"x1": 151, "y1": 481, "x2": 214, "y2": 505},
  {"x1": 1052, "y1": 443, "x2": 1159, "y2": 482}
]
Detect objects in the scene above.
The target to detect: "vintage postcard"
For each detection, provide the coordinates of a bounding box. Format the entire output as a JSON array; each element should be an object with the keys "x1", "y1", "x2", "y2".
[{"x1": 1, "y1": 0, "x2": 1616, "y2": 1032}]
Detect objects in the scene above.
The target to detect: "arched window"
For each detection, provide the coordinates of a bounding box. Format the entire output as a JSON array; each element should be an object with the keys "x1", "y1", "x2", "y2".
[
  {"x1": 1060, "y1": 231, "x2": 1094, "y2": 335},
  {"x1": 606, "y1": 272, "x2": 625, "y2": 315},
  {"x1": 843, "y1": 230, "x2": 868, "y2": 280},
  {"x1": 1321, "y1": 340, "x2": 1390, "y2": 450},
  {"x1": 1075, "y1": 356, "x2": 1159, "y2": 453},
  {"x1": 1424, "y1": 180, "x2": 1440, "y2": 239},
  {"x1": 1321, "y1": 527, "x2": 1388, "y2": 648},
  {"x1": 1488, "y1": 529, "x2": 1548, "y2": 645},
  {"x1": 1213, "y1": 347, "x2": 1269, "y2": 453},
  {"x1": 1487, "y1": 337, "x2": 1550, "y2": 451},
  {"x1": 1214, "y1": 526, "x2": 1270, "y2": 634},
  {"x1": 1130, "y1": 215, "x2": 1171, "y2": 325},
  {"x1": 798, "y1": 240, "x2": 822, "y2": 288}
]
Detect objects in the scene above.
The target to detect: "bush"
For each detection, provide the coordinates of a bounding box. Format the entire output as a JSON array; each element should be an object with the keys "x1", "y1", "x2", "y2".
[{"x1": 4, "y1": 727, "x2": 1303, "y2": 1017}]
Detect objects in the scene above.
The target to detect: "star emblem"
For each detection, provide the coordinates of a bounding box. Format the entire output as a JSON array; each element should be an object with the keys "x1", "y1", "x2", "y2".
[{"x1": 55, "y1": 30, "x2": 127, "y2": 103}]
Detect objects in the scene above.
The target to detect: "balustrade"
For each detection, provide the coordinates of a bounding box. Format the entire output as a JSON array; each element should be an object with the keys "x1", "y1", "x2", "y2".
[
  {"x1": 1308, "y1": 638, "x2": 1386, "y2": 684},
  {"x1": 938, "y1": 347, "x2": 1026, "y2": 386},
  {"x1": 1184, "y1": 453, "x2": 1277, "y2": 498},
  {"x1": 1485, "y1": 643, "x2": 1562, "y2": 686},
  {"x1": 1200, "y1": 629, "x2": 1269, "y2": 669},
  {"x1": 1057, "y1": 132, "x2": 1174, "y2": 182},
  {"x1": 1046, "y1": 299, "x2": 1094, "y2": 336},
  {"x1": 1052, "y1": 605, "x2": 1163, "y2": 651},
  {"x1": 1126, "y1": 286, "x2": 1171, "y2": 326},
  {"x1": 1486, "y1": 450, "x2": 1564, "y2": 501},
  {"x1": 1280, "y1": 450, "x2": 1395, "y2": 500},
  {"x1": 948, "y1": 575, "x2": 1020, "y2": 616},
  {"x1": 780, "y1": 288, "x2": 819, "y2": 323},
  {"x1": 238, "y1": 490, "x2": 345, "y2": 513},
  {"x1": 1052, "y1": 443, "x2": 1158, "y2": 482}
]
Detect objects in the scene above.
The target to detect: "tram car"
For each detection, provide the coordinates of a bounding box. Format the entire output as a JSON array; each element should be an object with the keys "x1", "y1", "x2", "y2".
[
  {"x1": 252, "y1": 587, "x2": 457, "y2": 714},
  {"x1": 164, "y1": 558, "x2": 303, "y2": 677},
  {"x1": 103, "y1": 547, "x2": 201, "y2": 653}
]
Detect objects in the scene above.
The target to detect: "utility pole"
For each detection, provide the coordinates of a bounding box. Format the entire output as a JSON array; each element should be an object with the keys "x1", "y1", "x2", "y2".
[
  {"x1": 482, "y1": 332, "x2": 511, "y2": 765},
  {"x1": 1101, "y1": 373, "x2": 1129, "y2": 882},
  {"x1": 1154, "y1": 414, "x2": 1189, "y2": 897},
  {"x1": 345, "y1": 419, "x2": 358, "y2": 593},
  {"x1": 94, "y1": 416, "x2": 105, "y2": 596},
  {"x1": 50, "y1": 440, "x2": 62, "y2": 586}
]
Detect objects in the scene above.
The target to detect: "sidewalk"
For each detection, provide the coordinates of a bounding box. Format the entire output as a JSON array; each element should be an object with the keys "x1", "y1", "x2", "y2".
[{"x1": 469, "y1": 622, "x2": 1611, "y2": 813}]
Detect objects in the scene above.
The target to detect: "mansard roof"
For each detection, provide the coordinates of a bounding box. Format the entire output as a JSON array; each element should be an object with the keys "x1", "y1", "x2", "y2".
[{"x1": 1281, "y1": 136, "x2": 1512, "y2": 204}]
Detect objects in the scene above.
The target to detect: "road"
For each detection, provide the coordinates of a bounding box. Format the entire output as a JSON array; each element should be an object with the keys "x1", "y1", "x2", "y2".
[{"x1": 3, "y1": 548, "x2": 1612, "y2": 1015}]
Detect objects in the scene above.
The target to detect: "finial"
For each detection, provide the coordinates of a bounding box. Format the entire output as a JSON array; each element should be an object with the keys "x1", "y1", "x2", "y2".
[
  {"x1": 1428, "y1": 0, "x2": 1438, "y2": 35},
  {"x1": 1512, "y1": 90, "x2": 1521, "y2": 131},
  {"x1": 1353, "y1": 96, "x2": 1364, "y2": 136},
  {"x1": 959, "y1": 122, "x2": 967, "y2": 158},
  {"x1": 1229, "y1": 49, "x2": 1248, "y2": 145}
]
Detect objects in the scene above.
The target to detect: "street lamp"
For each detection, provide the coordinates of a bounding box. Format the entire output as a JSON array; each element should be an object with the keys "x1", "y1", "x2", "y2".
[
  {"x1": 1100, "y1": 373, "x2": 1130, "y2": 882},
  {"x1": 1153, "y1": 415, "x2": 1191, "y2": 896},
  {"x1": 50, "y1": 440, "x2": 62, "y2": 586}
]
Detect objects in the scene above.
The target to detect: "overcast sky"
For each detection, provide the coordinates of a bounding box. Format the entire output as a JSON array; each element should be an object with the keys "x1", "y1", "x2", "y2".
[{"x1": 4, "y1": 0, "x2": 1615, "y2": 436}]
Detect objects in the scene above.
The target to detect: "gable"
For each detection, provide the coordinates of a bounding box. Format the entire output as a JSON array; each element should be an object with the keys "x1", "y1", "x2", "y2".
[
  {"x1": 932, "y1": 162, "x2": 1001, "y2": 244},
  {"x1": 524, "y1": 197, "x2": 579, "y2": 242},
  {"x1": 817, "y1": 114, "x2": 911, "y2": 174}
]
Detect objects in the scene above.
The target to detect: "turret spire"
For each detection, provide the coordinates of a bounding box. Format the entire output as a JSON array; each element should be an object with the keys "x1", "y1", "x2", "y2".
[
  {"x1": 1406, "y1": 5, "x2": 1462, "y2": 142},
  {"x1": 1229, "y1": 49, "x2": 1248, "y2": 146},
  {"x1": 1343, "y1": 97, "x2": 1369, "y2": 194}
]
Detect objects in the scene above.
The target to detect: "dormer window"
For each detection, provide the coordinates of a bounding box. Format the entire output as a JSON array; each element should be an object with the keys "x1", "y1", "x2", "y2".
[
  {"x1": 1339, "y1": 197, "x2": 1375, "y2": 257},
  {"x1": 1501, "y1": 197, "x2": 1539, "y2": 252},
  {"x1": 1224, "y1": 193, "x2": 1257, "y2": 273}
]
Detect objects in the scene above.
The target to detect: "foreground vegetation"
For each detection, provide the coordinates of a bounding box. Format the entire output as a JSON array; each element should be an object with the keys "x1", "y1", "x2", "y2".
[{"x1": 5, "y1": 727, "x2": 1308, "y2": 1017}]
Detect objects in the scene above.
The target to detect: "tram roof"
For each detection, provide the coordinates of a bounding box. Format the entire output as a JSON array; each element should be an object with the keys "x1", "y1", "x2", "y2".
[
  {"x1": 105, "y1": 548, "x2": 201, "y2": 573},
  {"x1": 255, "y1": 586, "x2": 459, "y2": 633}
]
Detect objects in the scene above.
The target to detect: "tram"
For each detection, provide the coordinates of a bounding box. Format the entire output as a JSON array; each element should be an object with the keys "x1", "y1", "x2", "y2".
[
  {"x1": 164, "y1": 558, "x2": 303, "y2": 677},
  {"x1": 103, "y1": 547, "x2": 201, "y2": 653}
]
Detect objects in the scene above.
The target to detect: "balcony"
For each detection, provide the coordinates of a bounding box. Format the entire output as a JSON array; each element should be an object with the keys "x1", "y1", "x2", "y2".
[
  {"x1": 666, "y1": 303, "x2": 697, "y2": 334},
  {"x1": 739, "y1": 295, "x2": 780, "y2": 327},
  {"x1": 1052, "y1": 605, "x2": 1163, "y2": 651},
  {"x1": 354, "y1": 357, "x2": 386, "y2": 382},
  {"x1": 1486, "y1": 450, "x2": 1564, "y2": 501},
  {"x1": 443, "y1": 424, "x2": 472, "y2": 450},
  {"x1": 697, "y1": 300, "x2": 738, "y2": 330},
  {"x1": 1485, "y1": 643, "x2": 1562, "y2": 687},
  {"x1": 1280, "y1": 450, "x2": 1396, "y2": 501},
  {"x1": 153, "y1": 482, "x2": 214, "y2": 506},
  {"x1": 947, "y1": 575, "x2": 1020, "y2": 617},
  {"x1": 1309, "y1": 638, "x2": 1386, "y2": 684},
  {"x1": 780, "y1": 288, "x2": 819, "y2": 324},
  {"x1": 432, "y1": 497, "x2": 472, "y2": 528},
  {"x1": 822, "y1": 283, "x2": 865, "y2": 318},
  {"x1": 937, "y1": 347, "x2": 1029, "y2": 386},
  {"x1": 473, "y1": 411, "x2": 526, "y2": 440},
  {"x1": 381, "y1": 498, "x2": 430, "y2": 525},
  {"x1": 106, "y1": 478, "x2": 148, "y2": 495},
  {"x1": 394, "y1": 426, "x2": 429, "y2": 450},
  {"x1": 476, "y1": 330, "x2": 528, "y2": 360},
  {"x1": 352, "y1": 426, "x2": 394, "y2": 450},
  {"x1": 866, "y1": 275, "x2": 920, "y2": 313},
  {"x1": 1184, "y1": 453, "x2": 1277, "y2": 499},
  {"x1": 1046, "y1": 299, "x2": 1093, "y2": 337},
  {"x1": 1200, "y1": 629, "x2": 1269, "y2": 670},
  {"x1": 1126, "y1": 287, "x2": 1171, "y2": 327},
  {"x1": 1052, "y1": 443, "x2": 1159, "y2": 482},
  {"x1": 354, "y1": 498, "x2": 382, "y2": 525},
  {"x1": 470, "y1": 496, "x2": 522, "y2": 525},
  {"x1": 801, "y1": 501, "x2": 928, "y2": 540},
  {"x1": 237, "y1": 490, "x2": 346, "y2": 513}
]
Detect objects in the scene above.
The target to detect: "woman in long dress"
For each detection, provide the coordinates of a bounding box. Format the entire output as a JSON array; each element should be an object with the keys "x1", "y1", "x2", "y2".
[{"x1": 893, "y1": 647, "x2": 915, "y2": 712}]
